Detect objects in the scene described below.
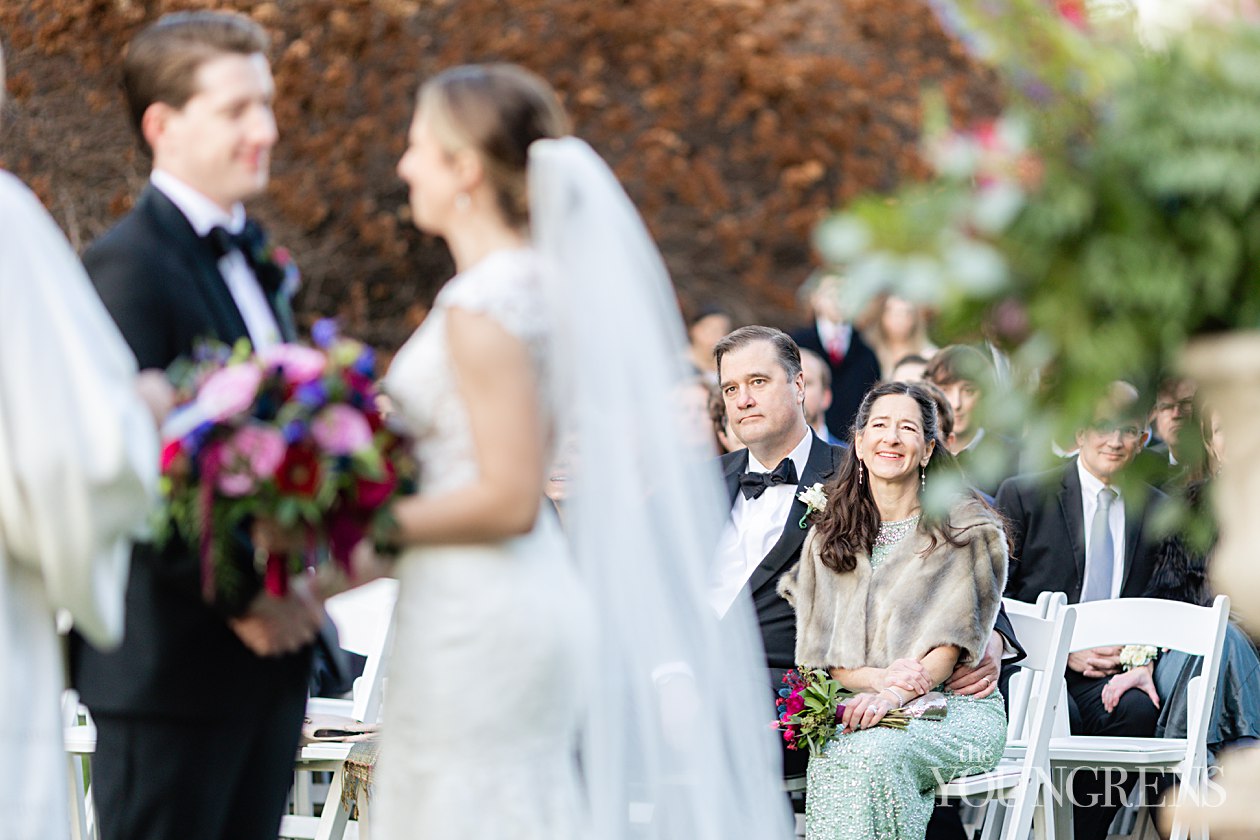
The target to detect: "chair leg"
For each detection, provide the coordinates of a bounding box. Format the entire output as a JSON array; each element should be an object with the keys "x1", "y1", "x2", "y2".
[
  {"x1": 314, "y1": 768, "x2": 352, "y2": 840},
  {"x1": 977, "y1": 798, "x2": 1005, "y2": 840}
]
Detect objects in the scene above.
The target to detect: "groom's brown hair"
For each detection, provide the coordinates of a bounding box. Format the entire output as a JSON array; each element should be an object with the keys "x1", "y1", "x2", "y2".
[{"x1": 122, "y1": 11, "x2": 268, "y2": 151}]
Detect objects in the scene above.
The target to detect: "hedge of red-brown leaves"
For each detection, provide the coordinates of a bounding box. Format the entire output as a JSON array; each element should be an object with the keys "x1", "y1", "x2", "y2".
[{"x1": 0, "y1": 0, "x2": 1000, "y2": 348}]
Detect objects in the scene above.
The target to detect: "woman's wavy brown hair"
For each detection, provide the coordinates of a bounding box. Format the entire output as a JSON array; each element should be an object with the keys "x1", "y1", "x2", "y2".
[{"x1": 811, "y1": 381, "x2": 989, "y2": 574}]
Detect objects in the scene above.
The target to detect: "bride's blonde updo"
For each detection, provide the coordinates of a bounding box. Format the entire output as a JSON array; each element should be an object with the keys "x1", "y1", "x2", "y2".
[{"x1": 418, "y1": 64, "x2": 570, "y2": 229}]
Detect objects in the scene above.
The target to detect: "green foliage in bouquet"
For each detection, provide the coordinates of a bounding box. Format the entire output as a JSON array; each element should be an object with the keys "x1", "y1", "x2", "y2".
[{"x1": 816, "y1": 0, "x2": 1260, "y2": 510}]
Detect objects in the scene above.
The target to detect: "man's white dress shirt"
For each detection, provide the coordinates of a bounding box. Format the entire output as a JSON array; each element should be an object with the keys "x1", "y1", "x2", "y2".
[
  {"x1": 151, "y1": 170, "x2": 281, "y2": 352},
  {"x1": 1077, "y1": 457, "x2": 1126, "y2": 600},
  {"x1": 709, "y1": 430, "x2": 813, "y2": 616}
]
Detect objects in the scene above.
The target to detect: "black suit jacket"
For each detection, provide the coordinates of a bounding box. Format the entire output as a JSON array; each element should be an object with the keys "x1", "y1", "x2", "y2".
[
  {"x1": 73, "y1": 185, "x2": 309, "y2": 719},
  {"x1": 720, "y1": 436, "x2": 1024, "y2": 684},
  {"x1": 995, "y1": 458, "x2": 1166, "y2": 605},
  {"x1": 790, "y1": 324, "x2": 881, "y2": 438},
  {"x1": 721, "y1": 435, "x2": 845, "y2": 681}
]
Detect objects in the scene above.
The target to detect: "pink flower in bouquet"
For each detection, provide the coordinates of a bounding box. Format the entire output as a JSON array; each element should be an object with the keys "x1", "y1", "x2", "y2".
[
  {"x1": 785, "y1": 692, "x2": 805, "y2": 715},
  {"x1": 311, "y1": 405, "x2": 374, "y2": 456},
  {"x1": 198, "y1": 363, "x2": 263, "y2": 421},
  {"x1": 259, "y1": 344, "x2": 326, "y2": 385},
  {"x1": 217, "y1": 424, "x2": 287, "y2": 496}
]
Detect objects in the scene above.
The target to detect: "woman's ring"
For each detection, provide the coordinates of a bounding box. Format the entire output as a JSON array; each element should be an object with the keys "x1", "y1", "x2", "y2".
[{"x1": 981, "y1": 676, "x2": 992, "y2": 684}]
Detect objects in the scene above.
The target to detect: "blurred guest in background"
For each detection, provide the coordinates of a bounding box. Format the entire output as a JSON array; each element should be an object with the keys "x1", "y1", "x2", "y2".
[
  {"x1": 800, "y1": 348, "x2": 842, "y2": 445},
  {"x1": 686, "y1": 303, "x2": 733, "y2": 386},
  {"x1": 864, "y1": 294, "x2": 938, "y2": 380},
  {"x1": 889, "y1": 353, "x2": 931, "y2": 384},
  {"x1": 925, "y1": 345, "x2": 1019, "y2": 496},
  {"x1": 791, "y1": 272, "x2": 881, "y2": 438}
]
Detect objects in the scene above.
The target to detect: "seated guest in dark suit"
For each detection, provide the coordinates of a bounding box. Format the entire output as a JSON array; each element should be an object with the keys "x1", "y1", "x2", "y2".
[
  {"x1": 790, "y1": 272, "x2": 881, "y2": 438},
  {"x1": 1134, "y1": 375, "x2": 1197, "y2": 490},
  {"x1": 995, "y1": 381, "x2": 1166, "y2": 840},
  {"x1": 925, "y1": 345, "x2": 1019, "y2": 497}
]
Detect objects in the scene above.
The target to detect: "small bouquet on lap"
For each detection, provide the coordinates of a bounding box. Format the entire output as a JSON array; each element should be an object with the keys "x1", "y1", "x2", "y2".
[
  {"x1": 774, "y1": 667, "x2": 948, "y2": 757},
  {"x1": 156, "y1": 331, "x2": 416, "y2": 608}
]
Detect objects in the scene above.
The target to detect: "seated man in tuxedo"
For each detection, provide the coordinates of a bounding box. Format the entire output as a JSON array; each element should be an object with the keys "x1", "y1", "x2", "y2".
[
  {"x1": 996, "y1": 381, "x2": 1167, "y2": 840},
  {"x1": 711, "y1": 326, "x2": 1022, "y2": 828},
  {"x1": 790, "y1": 273, "x2": 881, "y2": 438}
]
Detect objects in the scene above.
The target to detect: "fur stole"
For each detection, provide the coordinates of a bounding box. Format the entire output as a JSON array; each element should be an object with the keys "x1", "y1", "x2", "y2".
[{"x1": 778, "y1": 496, "x2": 1008, "y2": 670}]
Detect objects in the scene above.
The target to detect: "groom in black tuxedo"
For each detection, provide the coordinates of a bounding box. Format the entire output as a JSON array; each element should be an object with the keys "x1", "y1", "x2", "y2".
[
  {"x1": 72, "y1": 13, "x2": 322, "y2": 840},
  {"x1": 711, "y1": 327, "x2": 1024, "y2": 793}
]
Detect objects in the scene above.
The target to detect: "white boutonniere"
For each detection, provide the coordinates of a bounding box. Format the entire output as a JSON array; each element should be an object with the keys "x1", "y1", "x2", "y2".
[
  {"x1": 1118, "y1": 644, "x2": 1159, "y2": 671},
  {"x1": 797, "y1": 483, "x2": 828, "y2": 529}
]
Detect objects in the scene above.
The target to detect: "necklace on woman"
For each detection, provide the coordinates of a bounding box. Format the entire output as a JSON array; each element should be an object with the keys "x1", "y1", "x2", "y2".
[{"x1": 870, "y1": 513, "x2": 921, "y2": 568}]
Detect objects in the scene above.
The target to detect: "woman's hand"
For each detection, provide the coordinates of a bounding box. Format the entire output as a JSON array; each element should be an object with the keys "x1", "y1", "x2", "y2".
[
  {"x1": 840, "y1": 692, "x2": 894, "y2": 732},
  {"x1": 875, "y1": 658, "x2": 932, "y2": 698},
  {"x1": 1101, "y1": 665, "x2": 1160, "y2": 714}
]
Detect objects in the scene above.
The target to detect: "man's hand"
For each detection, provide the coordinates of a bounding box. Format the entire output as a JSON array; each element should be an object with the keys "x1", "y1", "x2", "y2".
[
  {"x1": 229, "y1": 576, "x2": 324, "y2": 657},
  {"x1": 1067, "y1": 646, "x2": 1124, "y2": 678},
  {"x1": 947, "y1": 630, "x2": 1004, "y2": 699},
  {"x1": 1101, "y1": 665, "x2": 1160, "y2": 714}
]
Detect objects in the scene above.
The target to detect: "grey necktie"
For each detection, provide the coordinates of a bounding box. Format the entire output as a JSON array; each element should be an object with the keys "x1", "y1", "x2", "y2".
[{"x1": 1081, "y1": 487, "x2": 1117, "y2": 602}]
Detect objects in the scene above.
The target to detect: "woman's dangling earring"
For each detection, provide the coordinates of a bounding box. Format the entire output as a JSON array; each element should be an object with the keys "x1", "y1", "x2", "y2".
[
  {"x1": 858, "y1": 460, "x2": 864, "y2": 485},
  {"x1": 920, "y1": 464, "x2": 926, "y2": 491},
  {"x1": 455, "y1": 192, "x2": 471, "y2": 211}
]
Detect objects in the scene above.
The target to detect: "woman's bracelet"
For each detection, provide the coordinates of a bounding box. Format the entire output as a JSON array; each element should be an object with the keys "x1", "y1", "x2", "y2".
[{"x1": 879, "y1": 687, "x2": 906, "y2": 707}]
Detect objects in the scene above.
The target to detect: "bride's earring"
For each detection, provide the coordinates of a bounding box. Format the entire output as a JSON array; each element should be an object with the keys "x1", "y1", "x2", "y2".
[
  {"x1": 455, "y1": 192, "x2": 471, "y2": 211},
  {"x1": 858, "y1": 459, "x2": 865, "y2": 485}
]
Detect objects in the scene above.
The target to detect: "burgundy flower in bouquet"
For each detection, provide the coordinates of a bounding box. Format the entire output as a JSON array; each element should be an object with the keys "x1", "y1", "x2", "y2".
[{"x1": 156, "y1": 328, "x2": 416, "y2": 605}]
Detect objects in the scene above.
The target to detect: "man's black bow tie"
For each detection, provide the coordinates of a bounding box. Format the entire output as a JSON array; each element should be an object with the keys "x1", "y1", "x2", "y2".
[
  {"x1": 204, "y1": 220, "x2": 282, "y2": 294},
  {"x1": 205, "y1": 221, "x2": 265, "y2": 262},
  {"x1": 739, "y1": 458, "x2": 798, "y2": 500}
]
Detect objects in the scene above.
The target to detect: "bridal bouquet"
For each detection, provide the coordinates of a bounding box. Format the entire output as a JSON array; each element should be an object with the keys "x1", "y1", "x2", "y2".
[
  {"x1": 156, "y1": 330, "x2": 416, "y2": 605},
  {"x1": 773, "y1": 668, "x2": 947, "y2": 757}
]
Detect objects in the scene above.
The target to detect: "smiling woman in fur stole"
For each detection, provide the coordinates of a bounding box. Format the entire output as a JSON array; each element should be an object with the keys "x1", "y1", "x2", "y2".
[{"x1": 779, "y1": 381, "x2": 1008, "y2": 840}]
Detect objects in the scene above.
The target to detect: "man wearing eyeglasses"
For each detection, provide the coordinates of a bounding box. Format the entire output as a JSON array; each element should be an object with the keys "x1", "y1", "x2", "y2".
[
  {"x1": 1135, "y1": 376, "x2": 1198, "y2": 488},
  {"x1": 995, "y1": 381, "x2": 1167, "y2": 840}
]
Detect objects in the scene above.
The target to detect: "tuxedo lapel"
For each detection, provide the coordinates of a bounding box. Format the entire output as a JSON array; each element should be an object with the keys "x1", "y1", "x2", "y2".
[
  {"x1": 140, "y1": 187, "x2": 251, "y2": 344},
  {"x1": 744, "y1": 435, "x2": 838, "y2": 597},
  {"x1": 723, "y1": 449, "x2": 749, "y2": 509},
  {"x1": 1056, "y1": 461, "x2": 1088, "y2": 595}
]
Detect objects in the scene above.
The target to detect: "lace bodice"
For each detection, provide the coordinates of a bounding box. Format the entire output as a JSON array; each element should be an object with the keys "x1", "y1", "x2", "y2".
[{"x1": 383, "y1": 248, "x2": 551, "y2": 495}]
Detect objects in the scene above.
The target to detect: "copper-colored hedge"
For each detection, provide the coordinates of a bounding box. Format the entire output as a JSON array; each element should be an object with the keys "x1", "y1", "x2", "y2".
[{"x1": 0, "y1": 0, "x2": 999, "y2": 348}]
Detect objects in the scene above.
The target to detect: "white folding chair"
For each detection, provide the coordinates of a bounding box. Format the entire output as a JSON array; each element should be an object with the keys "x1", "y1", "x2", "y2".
[
  {"x1": 937, "y1": 603, "x2": 1076, "y2": 840},
  {"x1": 283, "y1": 577, "x2": 398, "y2": 840},
  {"x1": 62, "y1": 689, "x2": 97, "y2": 840},
  {"x1": 1047, "y1": 595, "x2": 1230, "y2": 840}
]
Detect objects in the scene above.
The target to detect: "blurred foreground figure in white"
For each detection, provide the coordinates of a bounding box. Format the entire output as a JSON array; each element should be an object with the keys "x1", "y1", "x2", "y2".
[{"x1": 0, "y1": 43, "x2": 162, "y2": 840}]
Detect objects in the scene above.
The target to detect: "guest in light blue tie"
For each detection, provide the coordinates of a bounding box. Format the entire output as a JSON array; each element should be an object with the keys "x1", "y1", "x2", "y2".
[{"x1": 996, "y1": 381, "x2": 1168, "y2": 840}]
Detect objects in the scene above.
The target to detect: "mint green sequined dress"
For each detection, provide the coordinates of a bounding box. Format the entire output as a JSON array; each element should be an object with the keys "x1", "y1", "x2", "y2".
[{"x1": 804, "y1": 515, "x2": 1007, "y2": 840}]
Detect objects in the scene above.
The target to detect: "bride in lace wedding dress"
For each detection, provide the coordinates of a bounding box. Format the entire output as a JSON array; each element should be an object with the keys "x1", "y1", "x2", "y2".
[{"x1": 375, "y1": 64, "x2": 791, "y2": 839}]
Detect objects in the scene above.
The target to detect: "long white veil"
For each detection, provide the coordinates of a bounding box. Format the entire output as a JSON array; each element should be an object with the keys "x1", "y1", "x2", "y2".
[{"x1": 530, "y1": 138, "x2": 793, "y2": 840}]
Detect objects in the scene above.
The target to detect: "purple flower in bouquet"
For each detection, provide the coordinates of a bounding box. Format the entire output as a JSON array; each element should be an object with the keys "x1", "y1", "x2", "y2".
[
  {"x1": 198, "y1": 363, "x2": 263, "y2": 421},
  {"x1": 295, "y1": 381, "x2": 328, "y2": 410},
  {"x1": 216, "y1": 423, "x2": 287, "y2": 497},
  {"x1": 259, "y1": 344, "x2": 326, "y2": 385},
  {"x1": 311, "y1": 405, "x2": 374, "y2": 455},
  {"x1": 282, "y1": 418, "x2": 308, "y2": 445},
  {"x1": 311, "y1": 318, "x2": 340, "y2": 349},
  {"x1": 352, "y1": 346, "x2": 376, "y2": 378}
]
